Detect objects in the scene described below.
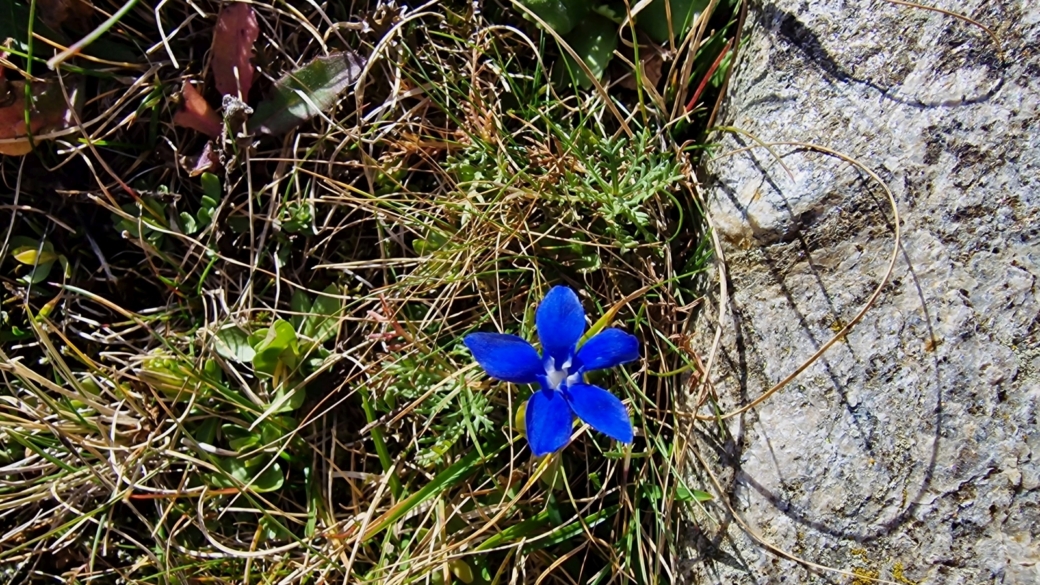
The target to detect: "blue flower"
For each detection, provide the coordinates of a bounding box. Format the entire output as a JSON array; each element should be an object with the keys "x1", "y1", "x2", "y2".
[{"x1": 464, "y1": 286, "x2": 639, "y2": 456}]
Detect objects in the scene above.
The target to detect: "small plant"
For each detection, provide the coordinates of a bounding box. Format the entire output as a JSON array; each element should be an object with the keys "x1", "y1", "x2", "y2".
[
  {"x1": 7, "y1": 235, "x2": 67, "y2": 285},
  {"x1": 516, "y1": 0, "x2": 712, "y2": 88},
  {"x1": 179, "y1": 172, "x2": 222, "y2": 234},
  {"x1": 176, "y1": 285, "x2": 342, "y2": 493}
]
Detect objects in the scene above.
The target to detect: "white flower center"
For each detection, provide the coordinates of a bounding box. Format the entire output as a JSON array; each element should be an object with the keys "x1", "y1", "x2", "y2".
[{"x1": 544, "y1": 357, "x2": 571, "y2": 390}]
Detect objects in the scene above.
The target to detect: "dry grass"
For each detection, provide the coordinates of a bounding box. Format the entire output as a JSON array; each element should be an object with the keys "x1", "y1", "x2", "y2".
[{"x1": 0, "y1": 0, "x2": 740, "y2": 582}]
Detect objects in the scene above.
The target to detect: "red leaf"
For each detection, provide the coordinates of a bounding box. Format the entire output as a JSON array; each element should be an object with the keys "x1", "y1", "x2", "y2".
[
  {"x1": 173, "y1": 82, "x2": 223, "y2": 137},
  {"x1": 211, "y1": 3, "x2": 259, "y2": 97}
]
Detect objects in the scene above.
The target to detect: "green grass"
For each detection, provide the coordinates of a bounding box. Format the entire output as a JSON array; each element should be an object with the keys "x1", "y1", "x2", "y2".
[{"x1": 0, "y1": 0, "x2": 738, "y2": 582}]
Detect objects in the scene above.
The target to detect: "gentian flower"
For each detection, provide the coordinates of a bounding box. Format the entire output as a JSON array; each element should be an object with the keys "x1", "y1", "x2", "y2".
[{"x1": 464, "y1": 286, "x2": 639, "y2": 456}]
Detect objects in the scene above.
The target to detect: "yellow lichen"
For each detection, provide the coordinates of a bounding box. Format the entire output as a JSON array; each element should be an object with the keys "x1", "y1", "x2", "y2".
[
  {"x1": 892, "y1": 562, "x2": 919, "y2": 585},
  {"x1": 852, "y1": 567, "x2": 880, "y2": 585}
]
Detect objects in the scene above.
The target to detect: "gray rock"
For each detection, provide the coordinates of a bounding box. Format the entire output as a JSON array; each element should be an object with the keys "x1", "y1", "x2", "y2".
[{"x1": 683, "y1": 0, "x2": 1039, "y2": 583}]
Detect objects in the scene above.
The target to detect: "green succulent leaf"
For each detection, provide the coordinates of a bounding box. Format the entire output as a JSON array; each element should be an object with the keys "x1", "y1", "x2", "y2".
[
  {"x1": 214, "y1": 326, "x2": 256, "y2": 363},
  {"x1": 201, "y1": 172, "x2": 222, "y2": 201},
  {"x1": 211, "y1": 457, "x2": 284, "y2": 492},
  {"x1": 222, "y1": 423, "x2": 260, "y2": 452},
  {"x1": 305, "y1": 285, "x2": 342, "y2": 343},
  {"x1": 559, "y1": 15, "x2": 618, "y2": 90},
  {"x1": 516, "y1": 0, "x2": 588, "y2": 35},
  {"x1": 10, "y1": 236, "x2": 57, "y2": 266},
  {"x1": 676, "y1": 485, "x2": 713, "y2": 502},
  {"x1": 252, "y1": 319, "x2": 300, "y2": 376},
  {"x1": 248, "y1": 51, "x2": 366, "y2": 136},
  {"x1": 290, "y1": 290, "x2": 312, "y2": 332},
  {"x1": 636, "y1": 0, "x2": 710, "y2": 44},
  {"x1": 179, "y1": 212, "x2": 198, "y2": 234}
]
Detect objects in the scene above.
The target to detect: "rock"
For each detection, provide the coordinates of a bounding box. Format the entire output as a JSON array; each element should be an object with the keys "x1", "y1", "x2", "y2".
[{"x1": 683, "y1": 0, "x2": 1039, "y2": 583}]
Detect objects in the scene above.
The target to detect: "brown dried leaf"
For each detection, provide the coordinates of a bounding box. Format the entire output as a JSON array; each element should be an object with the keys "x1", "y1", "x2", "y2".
[
  {"x1": 173, "y1": 82, "x2": 222, "y2": 138},
  {"x1": 0, "y1": 80, "x2": 77, "y2": 156},
  {"x1": 211, "y1": 3, "x2": 259, "y2": 97},
  {"x1": 187, "y1": 141, "x2": 221, "y2": 176},
  {"x1": 619, "y1": 50, "x2": 664, "y2": 91}
]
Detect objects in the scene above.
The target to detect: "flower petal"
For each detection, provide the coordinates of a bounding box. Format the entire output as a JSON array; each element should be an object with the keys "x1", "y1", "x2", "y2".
[
  {"x1": 464, "y1": 333, "x2": 543, "y2": 384},
  {"x1": 536, "y1": 286, "x2": 586, "y2": 364},
  {"x1": 565, "y1": 383, "x2": 633, "y2": 444},
  {"x1": 526, "y1": 390, "x2": 574, "y2": 456},
  {"x1": 575, "y1": 328, "x2": 639, "y2": 372}
]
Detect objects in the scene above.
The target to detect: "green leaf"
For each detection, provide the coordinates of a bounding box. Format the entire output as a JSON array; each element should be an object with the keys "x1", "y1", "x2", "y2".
[
  {"x1": 522, "y1": 504, "x2": 620, "y2": 552},
  {"x1": 0, "y1": 327, "x2": 33, "y2": 343},
  {"x1": 203, "y1": 358, "x2": 223, "y2": 383},
  {"x1": 574, "y1": 249, "x2": 602, "y2": 273},
  {"x1": 248, "y1": 51, "x2": 366, "y2": 136},
  {"x1": 11, "y1": 238, "x2": 58, "y2": 266},
  {"x1": 214, "y1": 326, "x2": 256, "y2": 363},
  {"x1": 137, "y1": 356, "x2": 208, "y2": 400},
  {"x1": 197, "y1": 206, "x2": 213, "y2": 228},
  {"x1": 516, "y1": 0, "x2": 589, "y2": 35},
  {"x1": 248, "y1": 328, "x2": 267, "y2": 347},
  {"x1": 281, "y1": 201, "x2": 313, "y2": 234},
  {"x1": 559, "y1": 15, "x2": 618, "y2": 90},
  {"x1": 271, "y1": 385, "x2": 306, "y2": 414},
  {"x1": 546, "y1": 493, "x2": 563, "y2": 524},
  {"x1": 539, "y1": 454, "x2": 564, "y2": 491},
  {"x1": 412, "y1": 231, "x2": 448, "y2": 255},
  {"x1": 305, "y1": 285, "x2": 341, "y2": 343},
  {"x1": 291, "y1": 290, "x2": 312, "y2": 332},
  {"x1": 223, "y1": 423, "x2": 260, "y2": 452},
  {"x1": 179, "y1": 211, "x2": 198, "y2": 234},
  {"x1": 211, "y1": 457, "x2": 283, "y2": 492},
  {"x1": 195, "y1": 417, "x2": 219, "y2": 446},
  {"x1": 448, "y1": 560, "x2": 475, "y2": 584},
  {"x1": 475, "y1": 510, "x2": 550, "y2": 551},
  {"x1": 252, "y1": 463, "x2": 284, "y2": 492},
  {"x1": 201, "y1": 172, "x2": 221, "y2": 201},
  {"x1": 636, "y1": 0, "x2": 710, "y2": 44},
  {"x1": 259, "y1": 417, "x2": 289, "y2": 444},
  {"x1": 252, "y1": 320, "x2": 299, "y2": 376},
  {"x1": 259, "y1": 515, "x2": 293, "y2": 542},
  {"x1": 113, "y1": 198, "x2": 167, "y2": 245},
  {"x1": 588, "y1": 471, "x2": 602, "y2": 491},
  {"x1": 19, "y1": 259, "x2": 53, "y2": 285},
  {"x1": 642, "y1": 483, "x2": 664, "y2": 503},
  {"x1": 305, "y1": 466, "x2": 318, "y2": 537},
  {"x1": 676, "y1": 485, "x2": 713, "y2": 503},
  {"x1": 228, "y1": 215, "x2": 250, "y2": 234},
  {"x1": 304, "y1": 345, "x2": 331, "y2": 371}
]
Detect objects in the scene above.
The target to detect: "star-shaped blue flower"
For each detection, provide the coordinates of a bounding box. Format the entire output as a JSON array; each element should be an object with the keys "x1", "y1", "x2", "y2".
[{"x1": 464, "y1": 286, "x2": 639, "y2": 456}]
